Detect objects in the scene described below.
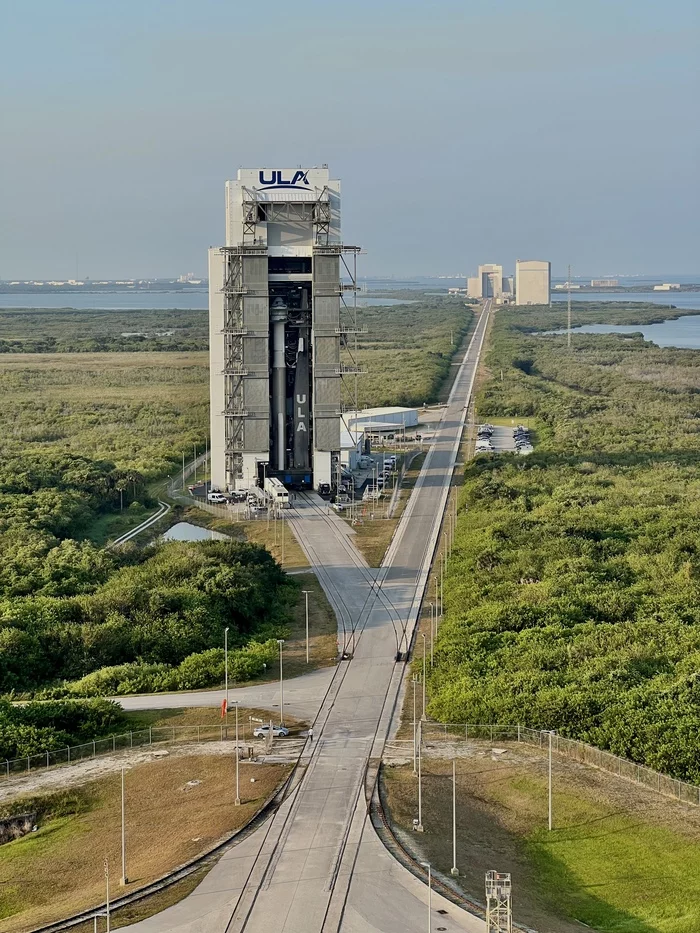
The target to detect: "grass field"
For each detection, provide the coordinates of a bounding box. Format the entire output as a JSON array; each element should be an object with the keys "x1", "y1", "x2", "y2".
[
  {"x1": 382, "y1": 743, "x2": 700, "y2": 933},
  {"x1": 0, "y1": 351, "x2": 209, "y2": 480},
  {"x1": 0, "y1": 749, "x2": 289, "y2": 932}
]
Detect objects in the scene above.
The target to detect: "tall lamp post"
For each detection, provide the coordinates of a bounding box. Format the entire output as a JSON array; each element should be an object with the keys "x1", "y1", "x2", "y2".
[
  {"x1": 301, "y1": 590, "x2": 311, "y2": 664},
  {"x1": 224, "y1": 627, "x2": 229, "y2": 738},
  {"x1": 451, "y1": 756, "x2": 459, "y2": 876},
  {"x1": 120, "y1": 768, "x2": 127, "y2": 885},
  {"x1": 421, "y1": 633, "x2": 427, "y2": 719},
  {"x1": 277, "y1": 639, "x2": 285, "y2": 725},
  {"x1": 419, "y1": 861, "x2": 432, "y2": 933},
  {"x1": 234, "y1": 699, "x2": 240, "y2": 806}
]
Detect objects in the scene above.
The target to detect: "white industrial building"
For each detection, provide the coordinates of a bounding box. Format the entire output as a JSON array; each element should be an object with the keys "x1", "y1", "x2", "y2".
[
  {"x1": 347, "y1": 407, "x2": 418, "y2": 432},
  {"x1": 467, "y1": 264, "x2": 505, "y2": 301},
  {"x1": 515, "y1": 260, "x2": 551, "y2": 306},
  {"x1": 653, "y1": 283, "x2": 681, "y2": 291},
  {"x1": 208, "y1": 167, "x2": 360, "y2": 492}
]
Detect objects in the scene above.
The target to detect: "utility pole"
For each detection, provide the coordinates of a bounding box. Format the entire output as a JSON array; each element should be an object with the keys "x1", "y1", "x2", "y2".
[
  {"x1": 421, "y1": 633, "x2": 427, "y2": 718},
  {"x1": 416, "y1": 719, "x2": 424, "y2": 832},
  {"x1": 548, "y1": 731, "x2": 554, "y2": 831},
  {"x1": 234, "y1": 700, "x2": 240, "y2": 806},
  {"x1": 224, "y1": 627, "x2": 229, "y2": 738},
  {"x1": 429, "y1": 604, "x2": 434, "y2": 667},
  {"x1": 451, "y1": 756, "x2": 459, "y2": 876},
  {"x1": 120, "y1": 769, "x2": 127, "y2": 885},
  {"x1": 412, "y1": 675, "x2": 418, "y2": 774},
  {"x1": 277, "y1": 639, "x2": 285, "y2": 725},
  {"x1": 567, "y1": 263, "x2": 572, "y2": 350},
  {"x1": 302, "y1": 590, "x2": 311, "y2": 663},
  {"x1": 104, "y1": 858, "x2": 110, "y2": 933},
  {"x1": 419, "y1": 862, "x2": 432, "y2": 933}
]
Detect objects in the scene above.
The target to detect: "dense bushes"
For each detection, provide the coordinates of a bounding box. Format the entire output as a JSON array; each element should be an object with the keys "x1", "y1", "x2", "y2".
[
  {"x1": 0, "y1": 539, "x2": 291, "y2": 695},
  {"x1": 0, "y1": 698, "x2": 127, "y2": 760},
  {"x1": 430, "y1": 302, "x2": 700, "y2": 782},
  {"x1": 40, "y1": 640, "x2": 279, "y2": 698}
]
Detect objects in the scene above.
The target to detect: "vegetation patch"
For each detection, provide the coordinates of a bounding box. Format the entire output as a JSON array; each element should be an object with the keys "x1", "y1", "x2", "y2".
[
  {"x1": 0, "y1": 752, "x2": 289, "y2": 933},
  {"x1": 383, "y1": 748, "x2": 700, "y2": 933},
  {"x1": 428, "y1": 302, "x2": 700, "y2": 782}
]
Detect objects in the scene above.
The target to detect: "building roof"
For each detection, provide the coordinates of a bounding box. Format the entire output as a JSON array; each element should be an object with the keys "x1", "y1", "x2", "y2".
[{"x1": 348, "y1": 406, "x2": 417, "y2": 419}]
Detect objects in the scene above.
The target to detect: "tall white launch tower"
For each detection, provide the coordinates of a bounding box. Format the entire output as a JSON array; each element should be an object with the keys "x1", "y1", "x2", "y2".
[{"x1": 209, "y1": 167, "x2": 359, "y2": 492}]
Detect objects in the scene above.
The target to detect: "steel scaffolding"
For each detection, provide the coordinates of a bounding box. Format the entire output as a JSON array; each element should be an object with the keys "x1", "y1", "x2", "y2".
[{"x1": 485, "y1": 872, "x2": 512, "y2": 933}]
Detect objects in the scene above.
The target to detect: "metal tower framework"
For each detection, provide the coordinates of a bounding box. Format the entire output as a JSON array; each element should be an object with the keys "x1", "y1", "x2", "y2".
[
  {"x1": 485, "y1": 871, "x2": 512, "y2": 933},
  {"x1": 221, "y1": 244, "x2": 268, "y2": 483}
]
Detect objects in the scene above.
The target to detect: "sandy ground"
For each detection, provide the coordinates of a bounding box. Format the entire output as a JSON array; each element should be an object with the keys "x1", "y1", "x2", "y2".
[{"x1": 0, "y1": 737, "x2": 304, "y2": 805}]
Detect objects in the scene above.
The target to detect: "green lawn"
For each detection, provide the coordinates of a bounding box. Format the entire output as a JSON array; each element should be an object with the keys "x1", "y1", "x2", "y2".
[
  {"x1": 383, "y1": 756, "x2": 700, "y2": 933},
  {"x1": 522, "y1": 778, "x2": 700, "y2": 933}
]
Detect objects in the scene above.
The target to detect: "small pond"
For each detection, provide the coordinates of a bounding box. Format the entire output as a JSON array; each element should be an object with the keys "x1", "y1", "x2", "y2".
[{"x1": 161, "y1": 521, "x2": 231, "y2": 542}]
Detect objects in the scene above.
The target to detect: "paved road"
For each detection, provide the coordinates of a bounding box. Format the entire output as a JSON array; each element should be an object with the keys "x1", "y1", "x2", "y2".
[
  {"x1": 120, "y1": 303, "x2": 491, "y2": 933},
  {"x1": 115, "y1": 667, "x2": 335, "y2": 722}
]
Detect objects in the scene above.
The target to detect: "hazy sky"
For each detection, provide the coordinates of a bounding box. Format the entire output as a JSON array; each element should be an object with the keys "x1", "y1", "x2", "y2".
[{"x1": 1, "y1": 0, "x2": 698, "y2": 279}]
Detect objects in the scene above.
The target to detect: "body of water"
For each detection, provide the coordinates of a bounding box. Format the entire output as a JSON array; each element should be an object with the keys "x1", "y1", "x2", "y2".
[
  {"x1": 0, "y1": 292, "x2": 413, "y2": 311},
  {"x1": 552, "y1": 291, "x2": 700, "y2": 310},
  {"x1": 548, "y1": 314, "x2": 700, "y2": 349},
  {"x1": 161, "y1": 521, "x2": 230, "y2": 542}
]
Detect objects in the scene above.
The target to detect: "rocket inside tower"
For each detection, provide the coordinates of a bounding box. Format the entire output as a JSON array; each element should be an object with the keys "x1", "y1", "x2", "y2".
[{"x1": 269, "y1": 270, "x2": 312, "y2": 485}]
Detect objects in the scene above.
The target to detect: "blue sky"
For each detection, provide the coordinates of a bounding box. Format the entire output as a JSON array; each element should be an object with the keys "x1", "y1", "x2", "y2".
[{"x1": 1, "y1": 0, "x2": 698, "y2": 279}]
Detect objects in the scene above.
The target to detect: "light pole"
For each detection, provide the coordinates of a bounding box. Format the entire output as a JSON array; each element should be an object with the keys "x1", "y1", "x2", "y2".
[
  {"x1": 302, "y1": 590, "x2": 311, "y2": 664},
  {"x1": 224, "y1": 627, "x2": 229, "y2": 738},
  {"x1": 451, "y1": 756, "x2": 459, "y2": 876},
  {"x1": 429, "y1": 604, "x2": 434, "y2": 667},
  {"x1": 421, "y1": 633, "x2": 427, "y2": 719},
  {"x1": 234, "y1": 700, "x2": 240, "y2": 806},
  {"x1": 277, "y1": 639, "x2": 285, "y2": 725},
  {"x1": 416, "y1": 719, "x2": 424, "y2": 832},
  {"x1": 419, "y1": 861, "x2": 432, "y2": 933},
  {"x1": 548, "y1": 730, "x2": 554, "y2": 831},
  {"x1": 104, "y1": 858, "x2": 110, "y2": 933},
  {"x1": 120, "y1": 768, "x2": 127, "y2": 885},
  {"x1": 412, "y1": 674, "x2": 419, "y2": 774}
]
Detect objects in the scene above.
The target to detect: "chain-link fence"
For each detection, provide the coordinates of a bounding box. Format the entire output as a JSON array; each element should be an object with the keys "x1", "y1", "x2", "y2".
[
  {"x1": 388, "y1": 722, "x2": 700, "y2": 808},
  {"x1": 1, "y1": 723, "x2": 261, "y2": 785}
]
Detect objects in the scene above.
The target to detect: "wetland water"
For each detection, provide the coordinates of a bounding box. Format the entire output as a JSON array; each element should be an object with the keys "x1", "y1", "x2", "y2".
[
  {"x1": 0, "y1": 292, "x2": 412, "y2": 310},
  {"x1": 548, "y1": 313, "x2": 700, "y2": 349}
]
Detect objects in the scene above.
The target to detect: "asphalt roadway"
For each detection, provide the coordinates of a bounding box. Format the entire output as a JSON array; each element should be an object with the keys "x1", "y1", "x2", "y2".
[{"x1": 120, "y1": 303, "x2": 491, "y2": 933}]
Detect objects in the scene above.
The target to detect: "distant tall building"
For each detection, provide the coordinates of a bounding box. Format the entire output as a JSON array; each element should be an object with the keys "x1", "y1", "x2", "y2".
[
  {"x1": 515, "y1": 260, "x2": 551, "y2": 306},
  {"x1": 467, "y1": 264, "x2": 504, "y2": 300}
]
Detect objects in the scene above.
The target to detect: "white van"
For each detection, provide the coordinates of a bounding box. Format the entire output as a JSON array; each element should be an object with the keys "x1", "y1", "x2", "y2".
[{"x1": 207, "y1": 492, "x2": 228, "y2": 504}]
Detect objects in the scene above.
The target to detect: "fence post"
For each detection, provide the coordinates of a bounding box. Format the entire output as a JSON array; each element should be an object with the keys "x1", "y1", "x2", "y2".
[
  {"x1": 5, "y1": 761, "x2": 8, "y2": 780},
  {"x1": 67, "y1": 746, "x2": 71, "y2": 764},
  {"x1": 130, "y1": 731, "x2": 133, "y2": 748},
  {"x1": 27, "y1": 755, "x2": 30, "y2": 773},
  {"x1": 198, "y1": 726, "x2": 201, "y2": 743},
  {"x1": 46, "y1": 750, "x2": 50, "y2": 770},
  {"x1": 220, "y1": 725, "x2": 223, "y2": 741},
  {"x1": 113, "y1": 735, "x2": 116, "y2": 752},
  {"x1": 490, "y1": 725, "x2": 493, "y2": 742},
  {"x1": 172, "y1": 726, "x2": 175, "y2": 743},
  {"x1": 93, "y1": 740, "x2": 96, "y2": 758},
  {"x1": 517, "y1": 724, "x2": 521, "y2": 743},
  {"x1": 149, "y1": 726, "x2": 153, "y2": 745}
]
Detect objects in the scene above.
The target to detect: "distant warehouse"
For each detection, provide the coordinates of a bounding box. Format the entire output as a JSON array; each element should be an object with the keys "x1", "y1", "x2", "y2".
[{"x1": 515, "y1": 260, "x2": 551, "y2": 306}]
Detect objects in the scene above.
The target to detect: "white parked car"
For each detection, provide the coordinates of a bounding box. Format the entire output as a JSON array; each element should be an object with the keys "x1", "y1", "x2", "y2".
[
  {"x1": 207, "y1": 492, "x2": 228, "y2": 503},
  {"x1": 253, "y1": 724, "x2": 289, "y2": 738}
]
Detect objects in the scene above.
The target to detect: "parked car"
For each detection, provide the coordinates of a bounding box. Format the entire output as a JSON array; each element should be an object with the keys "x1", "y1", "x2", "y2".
[
  {"x1": 207, "y1": 492, "x2": 228, "y2": 504},
  {"x1": 253, "y1": 724, "x2": 289, "y2": 738}
]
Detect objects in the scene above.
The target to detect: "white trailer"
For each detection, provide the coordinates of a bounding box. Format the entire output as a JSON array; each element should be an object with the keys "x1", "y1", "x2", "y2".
[{"x1": 264, "y1": 476, "x2": 290, "y2": 509}]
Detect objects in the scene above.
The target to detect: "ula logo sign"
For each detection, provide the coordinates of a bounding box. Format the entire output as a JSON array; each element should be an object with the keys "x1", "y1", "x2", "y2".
[
  {"x1": 295, "y1": 394, "x2": 308, "y2": 433},
  {"x1": 258, "y1": 170, "x2": 311, "y2": 191}
]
